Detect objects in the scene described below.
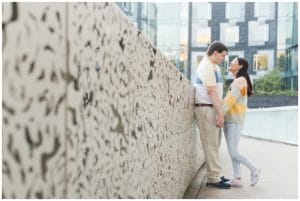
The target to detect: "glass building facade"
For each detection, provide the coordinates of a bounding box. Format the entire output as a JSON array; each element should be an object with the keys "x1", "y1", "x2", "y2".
[
  {"x1": 117, "y1": 2, "x2": 298, "y2": 91},
  {"x1": 117, "y1": 2, "x2": 189, "y2": 77},
  {"x1": 116, "y1": 2, "x2": 157, "y2": 45},
  {"x1": 277, "y1": 2, "x2": 298, "y2": 90},
  {"x1": 156, "y1": 3, "x2": 189, "y2": 77}
]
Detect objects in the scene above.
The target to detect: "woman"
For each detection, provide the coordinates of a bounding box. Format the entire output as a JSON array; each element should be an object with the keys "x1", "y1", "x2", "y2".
[{"x1": 222, "y1": 57, "x2": 261, "y2": 187}]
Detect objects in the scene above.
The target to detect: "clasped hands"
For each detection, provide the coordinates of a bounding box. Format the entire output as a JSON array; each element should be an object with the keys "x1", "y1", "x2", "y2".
[{"x1": 216, "y1": 113, "x2": 224, "y2": 128}]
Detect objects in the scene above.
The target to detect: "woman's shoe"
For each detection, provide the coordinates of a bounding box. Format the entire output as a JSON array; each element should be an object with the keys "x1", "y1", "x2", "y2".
[
  {"x1": 250, "y1": 169, "x2": 261, "y2": 186},
  {"x1": 229, "y1": 178, "x2": 243, "y2": 187}
]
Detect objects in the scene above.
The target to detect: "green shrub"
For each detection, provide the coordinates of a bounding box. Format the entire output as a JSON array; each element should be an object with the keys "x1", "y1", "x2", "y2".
[
  {"x1": 253, "y1": 69, "x2": 298, "y2": 96},
  {"x1": 254, "y1": 69, "x2": 282, "y2": 92}
]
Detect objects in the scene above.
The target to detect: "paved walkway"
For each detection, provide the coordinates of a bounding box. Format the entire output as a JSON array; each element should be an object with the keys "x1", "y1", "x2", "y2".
[{"x1": 184, "y1": 136, "x2": 298, "y2": 199}]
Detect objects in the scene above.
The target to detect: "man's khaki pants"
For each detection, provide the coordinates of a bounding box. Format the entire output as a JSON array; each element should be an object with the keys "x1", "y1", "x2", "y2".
[{"x1": 195, "y1": 106, "x2": 222, "y2": 183}]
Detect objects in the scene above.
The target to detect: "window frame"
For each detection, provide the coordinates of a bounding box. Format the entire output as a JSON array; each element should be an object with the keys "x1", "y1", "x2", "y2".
[
  {"x1": 253, "y1": 54, "x2": 269, "y2": 72},
  {"x1": 226, "y1": 2, "x2": 245, "y2": 22},
  {"x1": 254, "y1": 2, "x2": 275, "y2": 20},
  {"x1": 248, "y1": 21, "x2": 269, "y2": 46}
]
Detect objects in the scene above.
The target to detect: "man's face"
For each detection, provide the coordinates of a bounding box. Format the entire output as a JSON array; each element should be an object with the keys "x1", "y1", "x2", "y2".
[{"x1": 213, "y1": 50, "x2": 227, "y2": 65}]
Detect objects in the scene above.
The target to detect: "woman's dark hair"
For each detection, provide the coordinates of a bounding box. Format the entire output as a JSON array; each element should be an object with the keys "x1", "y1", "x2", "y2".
[
  {"x1": 207, "y1": 41, "x2": 228, "y2": 56},
  {"x1": 237, "y1": 57, "x2": 253, "y2": 97}
]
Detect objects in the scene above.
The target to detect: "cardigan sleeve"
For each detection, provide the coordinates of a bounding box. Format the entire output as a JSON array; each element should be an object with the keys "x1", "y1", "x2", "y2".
[{"x1": 222, "y1": 78, "x2": 247, "y2": 113}]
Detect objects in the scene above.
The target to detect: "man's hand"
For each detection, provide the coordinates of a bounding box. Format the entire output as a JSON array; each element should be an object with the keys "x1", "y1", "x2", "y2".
[
  {"x1": 207, "y1": 86, "x2": 224, "y2": 127},
  {"x1": 216, "y1": 113, "x2": 224, "y2": 128}
]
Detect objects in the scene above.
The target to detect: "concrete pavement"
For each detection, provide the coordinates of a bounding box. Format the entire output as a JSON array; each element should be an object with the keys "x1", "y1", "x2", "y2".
[{"x1": 184, "y1": 136, "x2": 298, "y2": 199}]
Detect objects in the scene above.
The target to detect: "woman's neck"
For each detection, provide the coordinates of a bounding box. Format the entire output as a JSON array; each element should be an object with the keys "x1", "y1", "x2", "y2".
[{"x1": 230, "y1": 70, "x2": 238, "y2": 78}]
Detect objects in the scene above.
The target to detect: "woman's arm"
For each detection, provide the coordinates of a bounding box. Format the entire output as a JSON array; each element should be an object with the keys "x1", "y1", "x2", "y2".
[{"x1": 222, "y1": 77, "x2": 247, "y2": 113}]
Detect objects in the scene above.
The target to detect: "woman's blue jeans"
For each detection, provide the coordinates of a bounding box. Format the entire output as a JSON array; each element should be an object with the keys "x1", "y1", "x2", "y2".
[{"x1": 224, "y1": 122, "x2": 256, "y2": 178}]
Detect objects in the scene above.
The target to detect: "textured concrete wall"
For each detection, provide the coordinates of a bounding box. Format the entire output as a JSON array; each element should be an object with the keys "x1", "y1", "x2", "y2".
[
  {"x1": 2, "y1": 3, "x2": 67, "y2": 198},
  {"x1": 2, "y1": 2, "x2": 204, "y2": 198}
]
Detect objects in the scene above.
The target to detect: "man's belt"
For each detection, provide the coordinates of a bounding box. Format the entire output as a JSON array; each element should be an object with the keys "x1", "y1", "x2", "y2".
[{"x1": 195, "y1": 103, "x2": 213, "y2": 107}]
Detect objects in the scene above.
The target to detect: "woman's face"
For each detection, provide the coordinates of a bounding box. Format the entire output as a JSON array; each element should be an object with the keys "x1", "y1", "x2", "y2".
[{"x1": 228, "y1": 57, "x2": 242, "y2": 73}]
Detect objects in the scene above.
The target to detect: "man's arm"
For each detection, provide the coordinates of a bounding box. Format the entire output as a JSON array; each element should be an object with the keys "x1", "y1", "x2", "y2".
[{"x1": 207, "y1": 86, "x2": 224, "y2": 127}]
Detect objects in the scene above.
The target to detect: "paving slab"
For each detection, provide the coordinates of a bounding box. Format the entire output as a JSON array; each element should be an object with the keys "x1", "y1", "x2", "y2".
[{"x1": 194, "y1": 136, "x2": 298, "y2": 199}]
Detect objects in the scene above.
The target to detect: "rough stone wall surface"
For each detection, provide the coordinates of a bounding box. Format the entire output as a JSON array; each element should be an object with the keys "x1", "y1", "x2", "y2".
[
  {"x1": 2, "y1": 3, "x2": 67, "y2": 198},
  {"x1": 2, "y1": 2, "x2": 204, "y2": 198}
]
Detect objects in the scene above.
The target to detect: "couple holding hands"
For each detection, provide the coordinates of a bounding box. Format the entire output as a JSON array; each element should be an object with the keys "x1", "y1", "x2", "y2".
[{"x1": 194, "y1": 41, "x2": 261, "y2": 189}]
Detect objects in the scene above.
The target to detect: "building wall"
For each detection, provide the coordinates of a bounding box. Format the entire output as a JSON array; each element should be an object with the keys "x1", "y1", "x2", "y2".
[
  {"x1": 192, "y1": 2, "x2": 278, "y2": 73},
  {"x1": 189, "y1": 2, "x2": 297, "y2": 90},
  {"x1": 117, "y1": 2, "x2": 297, "y2": 90},
  {"x1": 2, "y1": 2, "x2": 204, "y2": 198}
]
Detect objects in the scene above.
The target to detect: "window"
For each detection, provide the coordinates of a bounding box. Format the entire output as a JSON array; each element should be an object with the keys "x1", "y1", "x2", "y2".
[
  {"x1": 196, "y1": 27, "x2": 211, "y2": 44},
  {"x1": 277, "y1": 3, "x2": 296, "y2": 48},
  {"x1": 254, "y1": 2, "x2": 275, "y2": 20},
  {"x1": 277, "y1": 20, "x2": 293, "y2": 48},
  {"x1": 287, "y1": 48, "x2": 298, "y2": 71},
  {"x1": 220, "y1": 23, "x2": 239, "y2": 45},
  {"x1": 157, "y1": 24, "x2": 179, "y2": 47},
  {"x1": 191, "y1": 3, "x2": 211, "y2": 47},
  {"x1": 278, "y1": 3, "x2": 294, "y2": 18},
  {"x1": 220, "y1": 51, "x2": 244, "y2": 72},
  {"x1": 196, "y1": 55, "x2": 204, "y2": 67},
  {"x1": 253, "y1": 54, "x2": 269, "y2": 71},
  {"x1": 276, "y1": 50, "x2": 286, "y2": 71},
  {"x1": 122, "y1": 2, "x2": 131, "y2": 12},
  {"x1": 225, "y1": 26, "x2": 239, "y2": 43},
  {"x1": 253, "y1": 24, "x2": 267, "y2": 42},
  {"x1": 141, "y1": 3, "x2": 148, "y2": 18},
  {"x1": 227, "y1": 55, "x2": 239, "y2": 71},
  {"x1": 130, "y1": 3, "x2": 138, "y2": 18},
  {"x1": 193, "y1": 3, "x2": 211, "y2": 21},
  {"x1": 226, "y1": 2, "x2": 245, "y2": 22},
  {"x1": 191, "y1": 52, "x2": 206, "y2": 80},
  {"x1": 148, "y1": 4, "x2": 157, "y2": 21},
  {"x1": 156, "y1": 3, "x2": 189, "y2": 77},
  {"x1": 293, "y1": 76, "x2": 298, "y2": 90},
  {"x1": 248, "y1": 21, "x2": 269, "y2": 45},
  {"x1": 179, "y1": 43, "x2": 188, "y2": 61}
]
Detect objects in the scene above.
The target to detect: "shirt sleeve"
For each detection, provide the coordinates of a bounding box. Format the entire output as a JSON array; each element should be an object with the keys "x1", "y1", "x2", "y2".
[{"x1": 198, "y1": 65, "x2": 216, "y2": 87}]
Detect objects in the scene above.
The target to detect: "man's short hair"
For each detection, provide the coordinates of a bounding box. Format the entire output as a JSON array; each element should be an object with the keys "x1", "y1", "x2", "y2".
[{"x1": 207, "y1": 41, "x2": 228, "y2": 56}]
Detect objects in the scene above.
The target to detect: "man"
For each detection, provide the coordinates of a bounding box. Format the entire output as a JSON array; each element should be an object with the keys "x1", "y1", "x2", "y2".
[{"x1": 194, "y1": 41, "x2": 230, "y2": 189}]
